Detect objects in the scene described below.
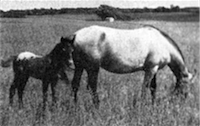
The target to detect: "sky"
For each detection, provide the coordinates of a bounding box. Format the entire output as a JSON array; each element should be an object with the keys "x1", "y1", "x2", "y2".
[{"x1": 0, "y1": 0, "x2": 199, "y2": 11}]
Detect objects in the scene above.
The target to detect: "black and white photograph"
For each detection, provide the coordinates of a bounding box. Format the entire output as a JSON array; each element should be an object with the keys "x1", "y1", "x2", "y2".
[{"x1": 0, "y1": 0, "x2": 199, "y2": 125}]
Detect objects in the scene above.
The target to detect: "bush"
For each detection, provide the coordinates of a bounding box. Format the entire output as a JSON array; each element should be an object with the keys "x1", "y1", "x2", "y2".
[{"x1": 95, "y1": 5, "x2": 131, "y2": 21}]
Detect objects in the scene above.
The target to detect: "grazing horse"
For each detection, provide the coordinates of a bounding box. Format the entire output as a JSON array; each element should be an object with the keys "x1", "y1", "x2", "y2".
[
  {"x1": 60, "y1": 25, "x2": 193, "y2": 108},
  {"x1": 1, "y1": 42, "x2": 72, "y2": 109}
]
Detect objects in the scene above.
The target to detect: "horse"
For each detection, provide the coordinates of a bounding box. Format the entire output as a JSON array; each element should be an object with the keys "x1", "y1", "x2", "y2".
[
  {"x1": 59, "y1": 25, "x2": 194, "y2": 108},
  {"x1": 1, "y1": 42, "x2": 72, "y2": 110}
]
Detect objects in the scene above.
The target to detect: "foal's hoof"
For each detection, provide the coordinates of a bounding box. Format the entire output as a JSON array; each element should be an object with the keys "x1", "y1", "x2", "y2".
[
  {"x1": 73, "y1": 97, "x2": 78, "y2": 104},
  {"x1": 93, "y1": 99, "x2": 100, "y2": 109},
  {"x1": 8, "y1": 105, "x2": 14, "y2": 112},
  {"x1": 49, "y1": 104, "x2": 56, "y2": 112},
  {"x1": 9, "y1": 103, "x2": 13, "y2": 108},
  {"x1": 94, "y1": 103, "x2": 99, "y2": 109},
  {"x1": 19, "y1": 104, "x2": 24, "y2": 110}
]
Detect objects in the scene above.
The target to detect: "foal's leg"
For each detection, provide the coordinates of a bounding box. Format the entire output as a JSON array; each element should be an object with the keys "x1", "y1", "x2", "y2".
[
  {"x1": 50, "y1": 77, "x2": 58, "y2": 105},
  {"x1": 17, "y1": 75, "x2": 29, "y2": 109},
  {"x1": 9, "y1": 74, "x2": 19, "y2": 106},
  {"x1": 71, "y1": 67, "x2": 83, "y2": 103},
  {"x1": 86, "y1": 66, "x2": 100, "y2": 109},
  {"x1": 42, "y1": 80, "x2": 49, "y2": 110},
  {"x1": 59, "y1": 69, "x2": 69, "y2": 84}
]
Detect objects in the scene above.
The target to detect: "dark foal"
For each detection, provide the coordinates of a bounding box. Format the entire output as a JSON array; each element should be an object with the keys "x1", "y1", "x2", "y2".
[{"x1": 1, "y1": 42, "x2": 72, "y2": 109}]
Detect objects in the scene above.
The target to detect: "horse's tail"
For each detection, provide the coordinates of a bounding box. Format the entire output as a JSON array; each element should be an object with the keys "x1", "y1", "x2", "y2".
[{"x1": 1, "y1": 55, "x2": 17, "y2": 68}]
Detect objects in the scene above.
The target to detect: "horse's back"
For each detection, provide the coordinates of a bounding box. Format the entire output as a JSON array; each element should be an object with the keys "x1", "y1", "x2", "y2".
[{"x1": 74, "y1": 25, "x2": 167, "y2": 57}]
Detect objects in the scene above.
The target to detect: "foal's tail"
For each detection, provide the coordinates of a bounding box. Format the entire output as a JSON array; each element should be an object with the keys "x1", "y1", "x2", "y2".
[{"x1": 1, "y1": 56, "x2": 17, "y2": 68}]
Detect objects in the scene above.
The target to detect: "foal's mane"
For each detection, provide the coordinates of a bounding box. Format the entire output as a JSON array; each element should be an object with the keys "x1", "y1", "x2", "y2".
[
  {"x1": 44, "y1": 44, "x2": 62, "y2": 67},
  {"x1": 143, "y1": 25, "x2": 185, "y2": 62},
  {"x1": 48, "y1": 44, "x2": 60, "y2": 58}
]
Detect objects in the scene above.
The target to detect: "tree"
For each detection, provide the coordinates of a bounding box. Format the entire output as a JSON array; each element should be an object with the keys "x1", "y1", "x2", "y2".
[{"x1": 95, "y1": 5, "x2": 131, "y2": 20}]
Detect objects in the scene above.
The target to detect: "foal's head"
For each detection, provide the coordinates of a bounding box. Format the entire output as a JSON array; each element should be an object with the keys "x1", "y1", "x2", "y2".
[
  {"x1": 48, "y1": 40, "x2": 73, "y2": 69},
  {"x1": 59, "y1": 36, "x2": 75, "y2": 68}
]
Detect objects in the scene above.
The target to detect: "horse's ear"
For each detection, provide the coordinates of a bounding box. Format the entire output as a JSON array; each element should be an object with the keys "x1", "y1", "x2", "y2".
[
  {"x1": 60, "y1": 37, "x2": 64, "y2": 42},
  {"x1": 69, "y1": 35, "x2": 75, "y2": 44}
]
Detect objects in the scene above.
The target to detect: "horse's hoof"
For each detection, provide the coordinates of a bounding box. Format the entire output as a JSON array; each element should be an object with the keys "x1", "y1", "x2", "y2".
[{"x1": 93, "y1": 98, "x2": 100, "y2": 109}]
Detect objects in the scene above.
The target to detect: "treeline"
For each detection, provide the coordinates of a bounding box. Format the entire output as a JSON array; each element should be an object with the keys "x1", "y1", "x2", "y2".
[
  {"x1": 0, "y1": 4, "x2": 199, "y2": 20},
  {"x1": 0, "y1": 8, "x2": 96, "y2": 18}
]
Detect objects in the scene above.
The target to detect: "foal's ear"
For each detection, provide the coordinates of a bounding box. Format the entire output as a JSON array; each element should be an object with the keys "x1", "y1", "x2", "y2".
[
  {"x1": 61, "y1": 35, "x2": 75, "y2": 45},
  {"x1": 60, "y1": 37, "x2": 64, "y2": 42}
]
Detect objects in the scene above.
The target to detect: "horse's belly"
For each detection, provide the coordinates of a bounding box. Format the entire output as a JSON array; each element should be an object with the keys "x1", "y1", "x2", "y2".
[
  {"x1": 100, "y1": 55, "x2": 145, "y2": 74},
  {"x1": 99, "y1": 42, "x2": 148, "y2": 73},
  {"x1": 101, "y1": 61, "x2": 144, "y2": 73}
]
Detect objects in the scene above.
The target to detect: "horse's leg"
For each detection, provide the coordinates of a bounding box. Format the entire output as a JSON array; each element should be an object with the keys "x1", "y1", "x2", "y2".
[
  {"x1": 141, "y1": 66, "x2": 158, "y2": 102},
  {"x1": 86, "y1": 66, "x2": 100, "y2": 109},
  {"x1": 150, "y1": 74, "x2": 157, "y2": 104},
  {"x1": 17, "y1": 75, "x2": 28, "y2": 109},
  {"x1": 71, "y1": 67, "x2": 83, "y2": 103},
  {"x1": 42, "y1": 80, "x2": 49, "y2": 110}
]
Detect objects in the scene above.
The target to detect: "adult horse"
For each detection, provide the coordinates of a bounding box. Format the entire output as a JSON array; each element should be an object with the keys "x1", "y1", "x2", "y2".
[{"x1": 60, "y1": 25, "x2": 193, "y2": 108}]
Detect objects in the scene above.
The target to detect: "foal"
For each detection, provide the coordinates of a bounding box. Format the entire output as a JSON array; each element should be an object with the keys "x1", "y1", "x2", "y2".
[{"x1": 1, "y1": 42, "x2": 72, "y2": 109}]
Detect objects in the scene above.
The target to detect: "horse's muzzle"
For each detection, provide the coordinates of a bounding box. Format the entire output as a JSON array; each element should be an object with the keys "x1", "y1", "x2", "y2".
[{"x1": 67, "y1": 59, "x2": 75, "y2": 70}]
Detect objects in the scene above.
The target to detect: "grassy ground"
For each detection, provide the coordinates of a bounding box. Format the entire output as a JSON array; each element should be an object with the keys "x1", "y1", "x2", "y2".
[{"x1": 0, "y1": 14, "x2": 199, "y2": 126}]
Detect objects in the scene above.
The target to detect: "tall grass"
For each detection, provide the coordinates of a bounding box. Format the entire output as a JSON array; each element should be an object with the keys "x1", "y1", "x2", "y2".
[{"x1": 0, "y1": 15, "x2": 199, "y2": 126}]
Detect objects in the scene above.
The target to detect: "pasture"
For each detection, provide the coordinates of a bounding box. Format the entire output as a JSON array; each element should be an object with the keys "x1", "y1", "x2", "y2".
[{"x1": 0, "y1": 14, "x2": 199, "y2": 126}]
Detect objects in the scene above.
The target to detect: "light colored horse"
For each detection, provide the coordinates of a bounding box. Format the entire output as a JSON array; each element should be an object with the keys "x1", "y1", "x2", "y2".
[{"x1": 60, "y1": 25, "x2": 194, "y2": 108}]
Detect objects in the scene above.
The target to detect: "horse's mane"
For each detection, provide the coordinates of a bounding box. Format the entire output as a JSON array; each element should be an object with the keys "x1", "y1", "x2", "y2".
[{"x1": 143, "y1": 25, "x2": 185, "y2": 62}]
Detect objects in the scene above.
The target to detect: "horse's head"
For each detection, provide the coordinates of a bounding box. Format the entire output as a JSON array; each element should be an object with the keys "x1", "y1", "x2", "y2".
[{"x1": 58, "y1": 36, "x2": 75, "y2": 69}]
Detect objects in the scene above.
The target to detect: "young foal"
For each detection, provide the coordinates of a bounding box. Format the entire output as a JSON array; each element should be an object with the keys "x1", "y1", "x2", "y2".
[
  {"x1": 60, "y1": 25, "x2": 194, "y2": 108},
  {"x1": 1, "y1": 42, "x2": 71, "y2": 109}
]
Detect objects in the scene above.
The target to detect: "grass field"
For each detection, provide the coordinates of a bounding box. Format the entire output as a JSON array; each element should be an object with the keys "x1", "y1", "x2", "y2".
[{"x1": 0, "y1": 14, "x2": 199, "y2": 126}]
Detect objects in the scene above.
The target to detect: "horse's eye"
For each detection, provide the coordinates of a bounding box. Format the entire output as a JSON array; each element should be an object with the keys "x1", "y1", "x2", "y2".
[{"x1": 62, "y1": 48, "x2": 66, "y2": 51}]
